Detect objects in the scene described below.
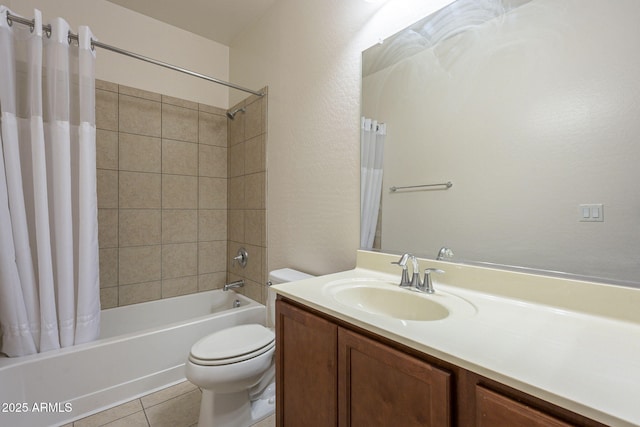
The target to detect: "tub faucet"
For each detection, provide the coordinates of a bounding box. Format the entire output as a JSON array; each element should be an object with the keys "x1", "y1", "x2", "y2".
[
  {"x1": 391, "y1": 253, "x2": 412, "y2": 288},
  {"x1": 223, "y1": 280, "x2": 245, "y2": 291}
]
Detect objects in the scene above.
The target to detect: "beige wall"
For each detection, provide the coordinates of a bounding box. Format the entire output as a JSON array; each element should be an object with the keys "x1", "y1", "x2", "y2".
[
  {"x1": 229, "y1": 0, "x2": 455, "y2": 276},
  {"x1": 7, "y1": 0, "x2": 230, "y2": 107}
]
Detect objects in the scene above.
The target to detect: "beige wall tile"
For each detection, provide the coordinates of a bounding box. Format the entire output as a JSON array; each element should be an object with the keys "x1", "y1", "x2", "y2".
[
  {"x1": 199, "y1": 111, "x2": 227, "y2": 147},
  {"x1": 119, "y1": 281, "x2": 162, "y2": 306},
  {"x1": 96, "y1": 129, "x2": 118, "y2": 170},
  {"x1": 238, "y1": 278, "x2": 264, "y2": 304},
  {"x1": 199, "y1": 241, "x2": 226, "y2": 274},
  {"x1": 244, "y1": 172, "x2": 265, "y2": 210},
  {"x1": 162, "y1": 243, "x2": 197, "y2": 279},
  {"x1": 227, "y1": 209, "x2": 244, "y2": 243},
  {"x1": 162, "y1": 276, "x2": 197, "y2": 298},
  {"x1": 199, "y1": 177, "x2": 227, "y2": 209},
  {"x1": 243, "y1": 244, "x2": 264, "y2": 284},
  {"x1": 119, "y1": 245, "x2": 161, "y2": 285},
  {"x1": 119, "y1": 85, "x2": 161, "y2": 102},
  {"x1": 97, "y1": 169, "x2": 118, "y2": 209},
  {"x1": 100, "y1": 287, "x2": 118, "y2": 310},
  {"x1": 119, "y1": 209, "x2": 161, "y2": 247},
  {"x1": 227, "y1": 176, "x2": 245, "y2": 209},
  {"x1": 96, "y1": 89, "x2": 118, "y2": 131},
  {"x1": 245, "y1": 210, "x2": 265, "y2": 247},
  {"x1": 162, "y1": 140, "x2": 198, "y2": 176},
  {"x1": 162, "y1": 104, "x2": 198, "y2": 143},
  {"x1": 198, "y1": 144, "x2": 227, "y2": 178},
  {"x1": 162, "y1": 210, "x2": 197, "y2": 244},
  {"x1": 198, "y1": 272, "x2": 226, "y2": 291},
  {"x1": 98, "y1": 208, "x2": 118, "y2": 248},
  {"x1": 96, "y1": 79, "x2": 118, "y2": 92},
  {"x1": 99, "y1": 247, "x2": 118, "y2": 287},
  {"x1": 227, "y1": 112, "x2": 245, "y2": 146},
  {"x1": 198, "y1": 104, "x2": 225, "y2": 115},
  {"x1": 144, "y1": 389, "x2": 200, "y2": 427},
  {"x1": 162, "y1": 175, "x2": 197, "y2": 209},
  {"x1": 245, "y1": 98, "x2": 264, "y2": 140},
  {"x1": 119, "y1": 133, "x2": 161, "y2": 173},
  {"x1": 119, "y1": 172, "x2": 161, "y2": 209},
  {"x1": 228, "y1": 141, "x2": 244, "y2": 178},
  {"x1": 245, "y1": 134, "x2": 265, "y2": 174},
  {"x1": 119, "y1": 95, "x2": 161, "y2": 137},
  {"x1": 199, "y1": 209, "x2": 227, "y2": 241},
  {"x1": 162, "y1": 95, "x2": 198, "y2": 110}
]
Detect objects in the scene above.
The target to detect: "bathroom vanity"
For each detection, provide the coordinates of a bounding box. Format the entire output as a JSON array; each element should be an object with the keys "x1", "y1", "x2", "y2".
[{"x1": 273, "y1": 251, "x2": 640, "y2": 427}]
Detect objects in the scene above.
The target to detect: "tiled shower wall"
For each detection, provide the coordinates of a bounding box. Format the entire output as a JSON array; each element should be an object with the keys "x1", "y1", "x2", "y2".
[
  {"x1": 95, "y1": 80, "x2": 267, "y2": 308},
  {"x1": 227, "y1": 93, "x2": 268, "y2": 303}
]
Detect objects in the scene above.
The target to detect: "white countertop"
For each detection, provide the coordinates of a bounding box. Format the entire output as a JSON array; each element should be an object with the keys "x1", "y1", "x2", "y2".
[{"x1": 272, "y1": 251, "x2": 640, "y2": 427}]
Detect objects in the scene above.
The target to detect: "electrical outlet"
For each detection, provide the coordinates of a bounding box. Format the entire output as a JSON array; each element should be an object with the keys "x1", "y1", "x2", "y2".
[{"x1": 579, "y1": 204, "x2": 604, "y2": 222}]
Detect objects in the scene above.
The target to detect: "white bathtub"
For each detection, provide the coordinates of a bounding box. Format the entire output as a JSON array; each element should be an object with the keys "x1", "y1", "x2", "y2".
[{"x1": 0, "y1": 290, "x2": 265, "y2": 427}]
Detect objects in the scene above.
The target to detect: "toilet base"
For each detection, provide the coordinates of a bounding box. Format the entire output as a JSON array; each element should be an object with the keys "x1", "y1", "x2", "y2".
[{"x1": 197, "y1": 381, "x2": 276, "y2": 427}]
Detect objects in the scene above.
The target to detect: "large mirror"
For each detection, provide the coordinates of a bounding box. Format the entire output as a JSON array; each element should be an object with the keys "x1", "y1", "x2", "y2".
[{"x1": 361, "y1": 0, "x2": 640, "y2": 287}]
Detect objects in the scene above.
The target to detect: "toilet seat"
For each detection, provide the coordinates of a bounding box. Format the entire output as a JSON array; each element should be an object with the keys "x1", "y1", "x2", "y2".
[{"x1": 189, "y1": 324, "x2": 275, "y2": 366}]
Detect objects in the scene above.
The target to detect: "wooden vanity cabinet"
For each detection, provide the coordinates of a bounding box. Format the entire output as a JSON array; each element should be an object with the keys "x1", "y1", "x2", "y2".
[
  {"x1": 275, "y1": 299, "x2": 338, "y2": 427},
  {"x1": 339, "y1": 327, "x2": 452, "y2": 426},
  {"x1": 276, "y1": 298, "x2": 607, "y2": 427}
]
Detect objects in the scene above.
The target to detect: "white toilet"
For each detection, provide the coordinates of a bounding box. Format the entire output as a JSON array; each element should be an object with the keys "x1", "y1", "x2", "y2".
[{"x1": 186, "y1": 268, "x2": 313, "y2": 427}]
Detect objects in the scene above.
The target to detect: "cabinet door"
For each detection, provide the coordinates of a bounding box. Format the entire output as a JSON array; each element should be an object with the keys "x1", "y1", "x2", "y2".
[
  {"x1": 276, "y1": 300, "x2": 338, "y2": 427},
  {"x1": 476, "y1": 386, "x2": 574, "y2": 427},
  {"x1": 338, "y1": 327, "x2": 452, "y2": 427}
]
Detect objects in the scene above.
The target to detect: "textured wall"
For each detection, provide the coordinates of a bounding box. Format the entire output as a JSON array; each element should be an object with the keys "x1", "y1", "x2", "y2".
[{"x1": 229, "y1": 0, "x2": 455, "y2": 275}]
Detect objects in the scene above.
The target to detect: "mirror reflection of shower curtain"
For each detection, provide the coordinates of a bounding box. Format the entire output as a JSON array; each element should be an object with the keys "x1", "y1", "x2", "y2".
[
  {"x1": 0, "y1": 8, "x2": 100, "y2": 357},
  {"x1": 360, "y1": 117, "x2": 385, "y2": 250}
]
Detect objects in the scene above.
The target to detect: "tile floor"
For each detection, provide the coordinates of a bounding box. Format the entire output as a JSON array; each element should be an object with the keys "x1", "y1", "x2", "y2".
[{"x1": 62, "y1": 381, "x2": 275, "y2": 427}]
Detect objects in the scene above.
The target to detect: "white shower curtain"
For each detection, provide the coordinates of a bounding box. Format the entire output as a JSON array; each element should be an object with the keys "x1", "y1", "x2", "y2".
[
  {"x1": 360, "y1": 117, "x2": 385, "y2": 250},
  {"x1": 0, "y1": 7, "x2": 100, "y2": 357}
]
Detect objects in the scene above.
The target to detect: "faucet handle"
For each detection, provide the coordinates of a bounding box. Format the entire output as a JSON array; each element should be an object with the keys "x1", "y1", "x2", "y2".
[
  {"x1": 420, "y1": 268, "x2": 444, "y2": 294},
  {"x1": 391, "y1": 253, "x2": 412, "y2": 287}
]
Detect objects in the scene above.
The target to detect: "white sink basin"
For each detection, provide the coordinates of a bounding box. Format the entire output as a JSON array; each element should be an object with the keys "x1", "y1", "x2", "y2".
[{"x1": 323, "y1": 279, "x2": 476, "y2": 322}]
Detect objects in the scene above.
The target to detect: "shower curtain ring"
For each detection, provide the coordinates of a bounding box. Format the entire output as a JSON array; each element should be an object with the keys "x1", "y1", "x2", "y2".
[{"x1": 6, "y1": 11, "x2": 13, "y2": 26}]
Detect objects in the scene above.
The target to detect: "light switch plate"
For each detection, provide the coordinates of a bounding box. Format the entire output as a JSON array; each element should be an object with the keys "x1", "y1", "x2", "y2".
[{"x1": 579, "y1": 204, "x2": 604, "y2": 222}]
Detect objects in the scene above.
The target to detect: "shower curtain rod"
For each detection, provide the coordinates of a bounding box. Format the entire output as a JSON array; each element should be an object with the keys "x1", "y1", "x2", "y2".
[{"x1": 5, "y1": 11, "x2": 265, "y2": 97}]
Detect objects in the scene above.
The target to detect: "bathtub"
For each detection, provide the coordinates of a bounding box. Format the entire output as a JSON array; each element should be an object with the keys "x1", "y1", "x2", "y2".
[{"x1": 0, "y1": 289, "x2": 265, "y2": 427}]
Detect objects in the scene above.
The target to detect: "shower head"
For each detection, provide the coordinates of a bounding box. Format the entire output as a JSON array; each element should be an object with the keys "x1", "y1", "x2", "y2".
[{"x1": 226, "y1": 107, "x2": 246, "y2": 120}]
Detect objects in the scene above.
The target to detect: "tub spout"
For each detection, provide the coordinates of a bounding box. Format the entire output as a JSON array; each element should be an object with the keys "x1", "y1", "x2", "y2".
[{"x1": 223, "y1": 280, "x2": 245, "y2": 291}]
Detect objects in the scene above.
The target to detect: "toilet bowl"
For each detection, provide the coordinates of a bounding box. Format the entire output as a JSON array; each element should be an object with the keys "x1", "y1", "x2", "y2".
[{"x1": 186, "y1": 268, "x2": 313, "y2": 427}]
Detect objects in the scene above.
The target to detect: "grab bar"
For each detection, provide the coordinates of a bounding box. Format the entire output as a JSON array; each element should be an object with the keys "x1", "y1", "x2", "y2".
[{"x1": 389, "y1": 181, "x2": 453, "y2": 192}]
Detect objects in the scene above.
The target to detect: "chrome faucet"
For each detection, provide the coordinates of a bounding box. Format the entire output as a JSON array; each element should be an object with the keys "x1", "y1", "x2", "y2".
[
  {"x1": 409, "y1": 255, "x2": 422, "y2": 289},
  {"x1": 223, "y1": 280, "x2": 245, "y2": 291},
  {"x1": 391, "y1": 253, "x2": 412, "y2": 288},
  {"x1": 416, "y1": 268, "x2": 444, "y2": 294},
  {"x1": 436, "y1": 247, "x2": 454, "y2": 261}
]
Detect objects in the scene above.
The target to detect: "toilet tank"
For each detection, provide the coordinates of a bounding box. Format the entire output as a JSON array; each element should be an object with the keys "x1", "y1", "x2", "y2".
[
  {"x1": 266, "y1": 268, "x2": 313, "y2": 328},
  {"x1": 268, "y1": 268, "x2": 314, "y2": 285}
]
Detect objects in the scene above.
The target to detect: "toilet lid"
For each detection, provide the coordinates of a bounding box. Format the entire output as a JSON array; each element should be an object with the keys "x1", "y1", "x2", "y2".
[{"x1": 189, "y1": 324, "x2": 275, "y2": 365}]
